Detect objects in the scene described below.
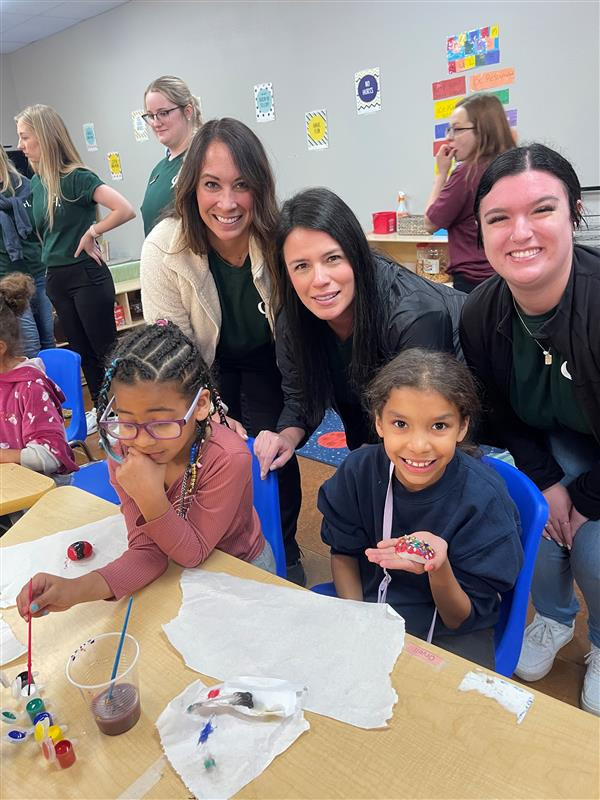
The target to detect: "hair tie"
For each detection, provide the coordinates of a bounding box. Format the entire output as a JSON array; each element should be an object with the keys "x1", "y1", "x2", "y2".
[{"x1": 155, "y1": 319, "x2": 168, "y2": 327}]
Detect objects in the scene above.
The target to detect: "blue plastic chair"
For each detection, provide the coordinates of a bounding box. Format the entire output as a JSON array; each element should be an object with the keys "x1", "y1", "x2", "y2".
[
  {"x1": 246, "y1": 438, "x2": 287, "y2": 579},
  {"x1": 38, "y1": 348, "x2": 93, "y2": 461},
  {"x1": 312, "y1": 456, "x2": 548, "y2": 677},
  {"x1": 71, "y1": 460, "x2": 120, "y2": 504}
]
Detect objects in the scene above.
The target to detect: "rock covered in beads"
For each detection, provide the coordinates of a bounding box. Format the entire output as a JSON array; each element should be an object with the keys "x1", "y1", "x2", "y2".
[{"x1": 394, "y1": 534, "x2": 435, "y2": 564}]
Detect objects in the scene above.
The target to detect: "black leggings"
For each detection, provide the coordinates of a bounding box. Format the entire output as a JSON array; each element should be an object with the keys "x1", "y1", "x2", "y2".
[
  {"x1": 46, "y1": 260, "x2": 116, "y2": 404},
  {"x1": 217, "y1": 349, "x2": 302, "y2": 565}
]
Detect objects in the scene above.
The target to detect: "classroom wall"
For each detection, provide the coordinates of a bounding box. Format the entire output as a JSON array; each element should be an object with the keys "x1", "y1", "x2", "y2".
[
  {"x1": 0, "y1": 55, "x2": 19, "y2": 146},
  {"x1": 3, "y1": 0, "x2": 599, "y2": 261}
]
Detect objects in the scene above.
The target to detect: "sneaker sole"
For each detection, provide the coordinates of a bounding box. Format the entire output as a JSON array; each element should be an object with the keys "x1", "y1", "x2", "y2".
[{"x1": 580, "y1": 693, "x2": 600, "y2": 716}]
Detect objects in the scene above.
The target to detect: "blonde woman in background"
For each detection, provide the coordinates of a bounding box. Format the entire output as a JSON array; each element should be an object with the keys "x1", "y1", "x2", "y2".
[
  {"x1": 16, "y1": 105, "x2": 135, "y2": 421},
  {"x1": 425, "y1": 93, "x2": 515, "y2": 293},
  {"x1": 140, "y1": 75, "x2": 202, "y2": 236},
  {"x1": 0, "y1": 146, "x2": 54, "y2": 356}
]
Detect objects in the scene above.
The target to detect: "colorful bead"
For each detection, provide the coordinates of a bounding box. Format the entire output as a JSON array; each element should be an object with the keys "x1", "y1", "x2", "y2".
[{"x1": 67, "y1": 540, "x2": 93, "y2": 561}]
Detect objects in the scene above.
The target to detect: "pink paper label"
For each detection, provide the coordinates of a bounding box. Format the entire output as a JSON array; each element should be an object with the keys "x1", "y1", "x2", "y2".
[{"x1": 405, "y1": 641, "x2": 445, "y2": 668}]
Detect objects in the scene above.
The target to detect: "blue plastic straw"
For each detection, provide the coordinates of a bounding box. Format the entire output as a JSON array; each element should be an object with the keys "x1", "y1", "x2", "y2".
[{"x1": 108, "y1": 595, "x2": 133, "y2": 700}]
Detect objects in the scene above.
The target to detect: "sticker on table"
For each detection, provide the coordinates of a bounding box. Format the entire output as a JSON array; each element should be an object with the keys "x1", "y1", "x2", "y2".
[
  {"x1": 355, "y1": 67, "x2": 381, "y2": 115},
  {"x1": 446, "y1": 24, "x2": 499, "y2": 73},
  {"x1": 254, "y1": 83, "x2": 275, "y2": 122},
  {"x1": 107, "y1": 152, "x2": 123, "y2": 181},
  {"x1": 469, "y1": 67, "x2": 515, "y2": 92},
  {"x1": 131, "y1": 110, "x2": 149, "y2": 142},
  {"x1": 431, "y1": 76, "x2": 466, "y2": 101},
  {"x1": 405, "y1": 641, "x2": 446, "y2": 670},
  {"x1": 82, "y1": 123, "x2": 97, "y2": 152},
  {"x1": 305, "y1": 110, "x2": 328, "y2": 151}
]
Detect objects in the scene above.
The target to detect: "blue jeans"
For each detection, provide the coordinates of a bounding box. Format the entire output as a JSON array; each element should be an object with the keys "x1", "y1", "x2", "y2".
[
  {"x1": 19, "y1": 273, "x2": 55, "y2": 357},
  {"x1": 531, "y1": 429, "x2": 600, "y2": 647}
]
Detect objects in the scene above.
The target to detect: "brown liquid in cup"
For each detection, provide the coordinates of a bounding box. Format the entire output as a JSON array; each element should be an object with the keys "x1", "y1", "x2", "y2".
[{"x1": 91, "y1": 683, "x2": 141, "y2": 735}]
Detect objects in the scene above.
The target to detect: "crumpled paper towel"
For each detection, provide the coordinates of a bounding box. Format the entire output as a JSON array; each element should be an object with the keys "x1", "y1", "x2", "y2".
[
  {"x1": 0, "y1": 514, "x2": 127, "y2": 608},
  {"x1": 458, "y1": 669, "x2": 534, "y2": 723},
  {"x1": 156, "y1": 678, "x2": 309, "y2": 800},
  {"x1": 0, "y1": 616, "x2": 26, "y2": 665},
  {"x1": 163, "y1": 569, "x2": 405, "y2": 729}
]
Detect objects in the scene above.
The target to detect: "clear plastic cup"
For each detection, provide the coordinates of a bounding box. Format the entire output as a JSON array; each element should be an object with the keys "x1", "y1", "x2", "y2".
[{"x1": 65, "y1": 633, "x2": 141, "y2": 735}]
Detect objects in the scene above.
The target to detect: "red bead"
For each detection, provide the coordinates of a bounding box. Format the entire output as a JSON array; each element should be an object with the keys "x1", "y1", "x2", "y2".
[
  {"x1": 207, "y1": 689, "x2": 220, "y2": 699},
  {"x1": 67, "y1": 541, "x2": 93, "y2": 561}
]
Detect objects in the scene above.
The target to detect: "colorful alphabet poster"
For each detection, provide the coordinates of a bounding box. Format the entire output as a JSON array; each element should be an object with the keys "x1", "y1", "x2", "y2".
[
  {"x1": 107, "y1": 152, "x2": 123, "y2": 181},
  {"x1": 447, "y1": 24, "x2": 499, "y2": 73},
  {"x1": 254, "y1": 83, "x2": 275, "y2": 122},
  {"x1": 469, "y1": 67, "x2": 515, "y2": 92},
  {"x1": 305, "y1": 110, "x2": 328, "y2": 150},
  {"x1": 355, "y1": 67, "x2": 381, "y2": 115},
  {"x1": 131, "y1": 110, "x2": 149, "y2": 142},
  {"x1": 82, "y1": 122, "x2": 97, "y2": 151}
]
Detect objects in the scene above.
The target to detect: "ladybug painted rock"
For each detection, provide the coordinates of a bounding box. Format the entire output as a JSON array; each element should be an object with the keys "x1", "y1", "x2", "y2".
[{"x1": 67, "y1": 541, "x2": 93, "y2": 561}]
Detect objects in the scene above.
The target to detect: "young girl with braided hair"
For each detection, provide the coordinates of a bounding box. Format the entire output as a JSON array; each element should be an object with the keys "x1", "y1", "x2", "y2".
[{"x1": 16, "y1": 320, "x2": 275, "y2": 619}]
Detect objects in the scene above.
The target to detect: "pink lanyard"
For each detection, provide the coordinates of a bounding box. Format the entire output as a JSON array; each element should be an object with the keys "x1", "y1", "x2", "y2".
[{"x1": 376, "y1": 461, "x2": 438, "y2": 644}]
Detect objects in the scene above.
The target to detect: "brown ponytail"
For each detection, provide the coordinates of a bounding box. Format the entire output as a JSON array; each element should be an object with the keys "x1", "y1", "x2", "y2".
[{"x1": 0, "y1": 272, "x2": 35, "y2": 357}]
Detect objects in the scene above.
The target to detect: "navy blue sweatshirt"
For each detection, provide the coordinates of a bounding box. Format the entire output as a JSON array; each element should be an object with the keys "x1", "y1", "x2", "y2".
[{"x1": 318, "y1": 445, "x2": 523, "y2": 640}]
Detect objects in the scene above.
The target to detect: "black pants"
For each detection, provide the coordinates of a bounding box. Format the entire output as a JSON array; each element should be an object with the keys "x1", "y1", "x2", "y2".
[
  {"x1": 46, "y1": 260, "x2": 117, "y2": 404},
  {"x1": 451, "y1": 272, "x2": 483, "y2": 295},
  {"x1": 217, "y1": 348, "x2": 302, "y2": 564},
  {"x1": 432, "y1": 627, "x2": 495, "y2": 669}
]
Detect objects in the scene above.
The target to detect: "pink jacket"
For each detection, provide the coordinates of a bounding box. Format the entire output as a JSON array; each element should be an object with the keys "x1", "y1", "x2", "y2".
[
  {"x1": 0, "y1": 359, "x2": 78, "y2": 474},
  {"x1": 97, "y1": 422, "x2": 265, "y2": 599}
]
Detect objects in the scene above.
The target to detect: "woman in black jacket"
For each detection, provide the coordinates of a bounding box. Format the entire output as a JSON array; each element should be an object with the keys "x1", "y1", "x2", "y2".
[
  {"x1": 253, "y1": 187, "x2": 465, "y2": 471},
  {"x1": 460, "y1": 144, "x2": 600, "y2": 715}
]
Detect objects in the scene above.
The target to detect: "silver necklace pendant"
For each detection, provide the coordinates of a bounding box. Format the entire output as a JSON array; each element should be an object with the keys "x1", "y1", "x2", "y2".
[{"x1": 544, "y1": 351, "x2": 553, "y2": 366}]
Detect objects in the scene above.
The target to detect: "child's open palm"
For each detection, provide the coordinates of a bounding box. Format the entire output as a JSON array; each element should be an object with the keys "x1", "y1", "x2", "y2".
[{"x1": 365, "y1": 531, "x2": 448, "y2": 574}]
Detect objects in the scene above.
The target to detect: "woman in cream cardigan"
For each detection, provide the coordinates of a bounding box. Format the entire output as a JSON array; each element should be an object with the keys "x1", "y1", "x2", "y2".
[{"x1": 140, "y1": 118, "x2": 304, "y2": 584}]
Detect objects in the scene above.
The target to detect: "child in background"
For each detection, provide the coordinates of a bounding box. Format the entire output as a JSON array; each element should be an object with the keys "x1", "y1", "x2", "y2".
[
  {"x1": 0, "y1": 272, "x2": 77, "y2": 482},
  {"x1": 318, "y1": 348, "x2": 523, "y2": 668},
  {"x1": 17, "y1": 321, "x2": 275, "y2": 619}
]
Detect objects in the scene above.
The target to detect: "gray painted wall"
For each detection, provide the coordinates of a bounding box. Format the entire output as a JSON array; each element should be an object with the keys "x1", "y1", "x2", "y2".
[{"x1": 3, "y1": 0, "x2": 599, "y2": 261}]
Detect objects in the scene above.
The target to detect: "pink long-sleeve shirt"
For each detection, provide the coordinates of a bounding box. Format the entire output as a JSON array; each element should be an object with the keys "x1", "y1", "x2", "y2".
[{"x1": 97, "y1": 422, "x2": 265, "y2": 599}]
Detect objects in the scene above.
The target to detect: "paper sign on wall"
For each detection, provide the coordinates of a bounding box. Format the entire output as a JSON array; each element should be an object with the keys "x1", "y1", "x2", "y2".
[
  {"x1": 447, "y1": 24, "x2": 499, "y2": 73},
  {"x1": 254, "y1": 83, "x2": 275, "y2": 122},
  {"x1": 505, "y1": 108, "x2": 518, "y2": 127},
  {"x1": 355, "y1": 67, "x2": 381, "y2": 114},
  {"x1": 107, "y1": 152, "x2": 123, "y2": 181},
  {"x1": 433, "y1": 96, "x2": 464, "y2": 120},
  {"x1": 431, "y1": 76, "x2": 465, "y2": 101},
  {"x1": 131, "y1": 110, "x2": 149, "y2": 142},
  {"x1": 305, "y1": 110, "x2": 328, "y2": 150},
  {"x1": 469, "y1": 67, "x2": 515, "y2": 92},
  {"x1": 82, "y1": 122, "x2": 97, "y2": 152}
]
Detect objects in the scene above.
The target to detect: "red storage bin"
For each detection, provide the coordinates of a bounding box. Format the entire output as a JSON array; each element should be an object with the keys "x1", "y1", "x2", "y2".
[{"x1": 372, "y1": 211, "x2": 397, "y2": 234}]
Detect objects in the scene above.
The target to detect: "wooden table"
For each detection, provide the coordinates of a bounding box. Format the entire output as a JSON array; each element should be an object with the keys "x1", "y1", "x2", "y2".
[
  {"x1": 1, "y1": 487, "x2": 598, "y2": 800},
  {"x1": 0, "y1": 462, "x2": 55, "y2": 515}
]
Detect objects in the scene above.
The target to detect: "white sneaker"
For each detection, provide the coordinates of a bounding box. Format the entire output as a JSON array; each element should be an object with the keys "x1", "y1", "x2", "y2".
[
  {"x1": 581, "y1": 644, "x2": 600, "y2": 716},
  {"x1": 514, "y1": 612, "x2": 574, "y2": 681},
  {"x1": 85, "y1": 408, "x2": 98, "y2": 436}
]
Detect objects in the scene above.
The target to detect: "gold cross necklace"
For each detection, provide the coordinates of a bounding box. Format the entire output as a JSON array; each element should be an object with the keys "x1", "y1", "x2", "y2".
[{"x1": 512, "y1": 298, "x2": 553, "y2": 365}]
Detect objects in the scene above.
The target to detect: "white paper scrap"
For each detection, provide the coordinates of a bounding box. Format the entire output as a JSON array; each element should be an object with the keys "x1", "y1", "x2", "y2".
[
  {"x1": 157, "y1": 678, "x2": 309, "y2": 800},
  {"x1": 0, "y1": 616, "x2": 26, "y2": 665},
  {"x1": 0, "y1": 514, "x2": 127, "y2": 608},
  {"x1": 458, "y1": 669, "x2": 534, "y2": 723},
  {"x1": 163, "y1": 570, "x2": 405, "y2": 728}
]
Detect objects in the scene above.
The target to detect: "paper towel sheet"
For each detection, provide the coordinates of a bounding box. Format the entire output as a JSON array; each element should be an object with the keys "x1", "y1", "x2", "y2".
[
  {"x1": 0, "y1": 616, "x2": 26, "y2": 665},
  {"x1": 156, "y1": 679, "x2": 309, "y2": 800},
  {"x1": 0, "y1": 514, "x2": 127, "y2": 608},
  {"x1": 163, "y1": 570, "x2": 405, "y2": 729},
  {"x1": 458, "y1": 669, "x2": 535, "y2": 723}
]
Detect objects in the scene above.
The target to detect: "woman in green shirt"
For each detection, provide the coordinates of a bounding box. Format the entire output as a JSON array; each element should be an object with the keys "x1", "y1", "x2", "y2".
[
  {"x1": 15, "y1": 105, "x2": 135, "y2": 409},
  {"x1": 140, "y1": 75, "x2": 202, "y2": 236},
  {"x1": 0, "y1": 146, "x2": 54, "y2": 356}
]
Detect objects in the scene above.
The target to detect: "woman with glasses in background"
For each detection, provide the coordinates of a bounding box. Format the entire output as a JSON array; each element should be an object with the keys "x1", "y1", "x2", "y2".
[
  {"x1": 424, "y1": 93, "x2": 515, "y2": 293},
  {"x1": 140, "y1": 76, "x2": 202, "y2": 236}
]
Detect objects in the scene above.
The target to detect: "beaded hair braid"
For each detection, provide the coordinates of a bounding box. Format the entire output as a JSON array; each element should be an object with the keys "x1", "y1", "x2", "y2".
[{"x1": 97, "y1": 321, "x2": 228, "y2": 517}]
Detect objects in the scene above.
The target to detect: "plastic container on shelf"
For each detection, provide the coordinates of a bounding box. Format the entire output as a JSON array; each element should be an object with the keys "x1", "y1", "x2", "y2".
[
  {"x1": 416, "y1": 243, "x2": 450, "y2": 283},
  {"x1": 372, "y1": 211, "x2": 397, "y2": 234}
]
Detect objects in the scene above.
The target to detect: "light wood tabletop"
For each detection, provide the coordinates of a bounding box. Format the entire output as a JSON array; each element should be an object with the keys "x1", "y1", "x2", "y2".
[
  {"x1": 1, "y1": 486, "x2": 598, "y2": 800},
  {"x1": 0, "y1": 462, "x2": 55, "y2": 515}
]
